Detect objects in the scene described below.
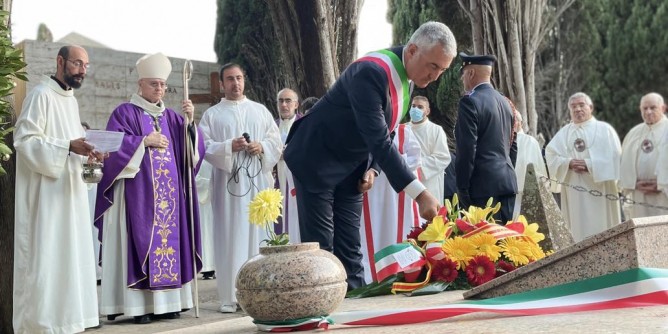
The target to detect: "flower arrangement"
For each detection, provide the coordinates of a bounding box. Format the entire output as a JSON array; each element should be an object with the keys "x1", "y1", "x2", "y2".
[
  {"x1": 248, "y1": 188, "x2": 290, "y2": 246},
  {"x1": 348, "y1": 195, "x2": 550, "y2": 297}
]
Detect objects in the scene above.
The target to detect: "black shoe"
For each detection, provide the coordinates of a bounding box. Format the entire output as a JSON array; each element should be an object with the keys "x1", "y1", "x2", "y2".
[
  {"x1": 157, "y1": 312, "x2": 179, "y2": 319},
  {"x1": 202, "y1": 271, "x2": 216, "y2": 279},
  {"x1": 107, "y1": 313, "x2": 122, "y2": 321},
  {"x1": 133, "y1": 314, "x2": 152, "y2": 324}
]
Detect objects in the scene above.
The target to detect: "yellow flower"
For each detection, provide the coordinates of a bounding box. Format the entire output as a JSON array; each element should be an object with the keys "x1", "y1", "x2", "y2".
[
  {"x1": 248, "y1": 189, "x2": 283, "y2": 227},
  {"x1": 517, "y1": 215, "x2": 545, "y2": 243},
  {"x1": 469, "y1": 233, "x2": 502, "y2": 261},
  {"x1": 500, "y1": 237, "x2": 532, "y2": 266},
  {"x1": 418, "y1": 215, "x2": 447, "y2": 242},
  {"x1": 442, "y1": 236, "x2": 477, "y2": 270},
  {"x1": 527, "y1": 242, "x2": 546, "y2": 261}
]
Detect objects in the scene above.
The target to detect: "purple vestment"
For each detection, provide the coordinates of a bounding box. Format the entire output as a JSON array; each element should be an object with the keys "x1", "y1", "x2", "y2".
[{"x1": 95, "y1": 102, "x2": 205, "y2": 290}]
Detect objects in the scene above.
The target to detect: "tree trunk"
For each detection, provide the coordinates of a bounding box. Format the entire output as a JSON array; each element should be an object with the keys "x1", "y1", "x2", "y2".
[{"x1": 266, "y1": 0, "x2": 362, "y2": 99}]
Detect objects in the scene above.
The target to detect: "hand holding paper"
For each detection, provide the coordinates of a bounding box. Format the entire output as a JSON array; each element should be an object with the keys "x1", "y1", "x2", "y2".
[{"x1": 85, "y1": 130, "x2": 124, "y2": 153}]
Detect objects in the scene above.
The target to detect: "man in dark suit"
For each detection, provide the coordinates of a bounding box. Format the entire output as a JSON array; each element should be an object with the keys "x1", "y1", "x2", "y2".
[
  {"x1": 284, "y1": 21, "x2": 457, "y2": 289},
  {"x1": 455, "y1": 52, "x2": 517, "y2": 224}
]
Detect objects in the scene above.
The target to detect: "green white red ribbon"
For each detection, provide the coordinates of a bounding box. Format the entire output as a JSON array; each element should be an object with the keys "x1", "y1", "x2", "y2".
[
  {"x1": 355, "y1": 49, "x2": 410, "y2": 133},
  {"x1": 253, "y1": 268, "x2": 668, "y2": 331},
  {"x1": 374, "y1": 242, "x2": 425, "y2": 282},
  {"x1": 332, "y1": 268, "x2": 668, "y2": 326}
]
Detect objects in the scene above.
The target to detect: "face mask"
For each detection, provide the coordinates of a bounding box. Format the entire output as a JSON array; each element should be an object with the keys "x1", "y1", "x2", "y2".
[{"x1": 409, "y1": 107, "x2": 424, "y2": 122}]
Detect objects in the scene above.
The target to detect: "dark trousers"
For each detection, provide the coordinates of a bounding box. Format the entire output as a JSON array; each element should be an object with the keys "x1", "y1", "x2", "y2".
[
  {"x1": 294, "y1": 171, "x2": 366, "y2": 290},
  {"x1": 467, "y1": 194, "x2": 516, "y2": 225}
]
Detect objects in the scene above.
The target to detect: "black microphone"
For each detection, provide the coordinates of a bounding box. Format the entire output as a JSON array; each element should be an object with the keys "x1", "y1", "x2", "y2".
[{"x1": 242, "y1": 132, "x2": 251, "y2": 143}]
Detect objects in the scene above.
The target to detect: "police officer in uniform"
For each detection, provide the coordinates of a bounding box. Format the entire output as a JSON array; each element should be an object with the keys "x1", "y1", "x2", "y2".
[{"x1": 455, "y1": 52, "x2": 517, "y2": 223}]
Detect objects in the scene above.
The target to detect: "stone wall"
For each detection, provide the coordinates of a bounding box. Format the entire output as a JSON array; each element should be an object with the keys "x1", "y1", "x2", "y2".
[{"x1": 13, "y1": 40, "x2": 220, "y2": 130}]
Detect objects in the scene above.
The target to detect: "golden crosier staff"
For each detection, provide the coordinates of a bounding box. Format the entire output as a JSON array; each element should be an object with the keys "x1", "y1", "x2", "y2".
[{"x1": 183, "y1": 59, "x2": 200, "y2": 318}]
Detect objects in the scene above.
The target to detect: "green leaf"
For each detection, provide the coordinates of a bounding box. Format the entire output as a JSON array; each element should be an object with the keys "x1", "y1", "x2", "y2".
[
  {"x1": 345, "y1": 275, "x2": 397, "y2": 299},
  {"x1": 409, "y1": 281, "x2": 450, "y2": 296},
  {"x1": 0, "y1": 142, "x2": 11, "y2": 155}
]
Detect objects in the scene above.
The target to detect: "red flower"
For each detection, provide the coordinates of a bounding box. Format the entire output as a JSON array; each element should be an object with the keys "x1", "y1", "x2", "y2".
[
  {"x1": 431, "y1": 257, "x2": 458, "y2": 283},
  {"x1": 437, "y1": 206, "x2": 448, "y2": 218},
  {"x1": 496, "y1": 260, "x2": 517, "y2": 277},
  {"x1": 465, "y1": 255, "x2": 496, "y2": 286},
  {"x1": 406, "y1": 226, "x2": 424, "y2": 240}
]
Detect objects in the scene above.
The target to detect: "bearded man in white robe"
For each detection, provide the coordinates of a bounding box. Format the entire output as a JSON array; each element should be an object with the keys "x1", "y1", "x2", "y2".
[
  {"x1": 546, "y1": 92, "x2": 622, "y2": 242},
  {"x1": 275, "y1": 88, "x2": 301, "y2": 242},
  {"x1": 407, "y1": 95, "x2": 451, "y2": 203},
  {"x1": 511, "y1": 108, "x2": 548, "y2": 219},
  {"x1": 199, "y1": 63, "x2": 282, "y2": 313},
  {"x1": 360, "y1": 124, "x2": 421, "y2": 284},
  {"x1": 13, "y1": 45, "x2": 100, "y2": 333},
  {"x1": 620, "y1": 93, "x2": 668, "y2": 218}
]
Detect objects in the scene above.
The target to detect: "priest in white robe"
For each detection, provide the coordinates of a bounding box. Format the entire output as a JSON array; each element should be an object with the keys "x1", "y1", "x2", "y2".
[
  {"x1": 13, "y1": 45, "x2": 100, "y2": 333},
  {"x1": 546, "y1": 92, "x2": 622, "y2": 242},
  {"x1": 275, "y1": 88, "x2": 301, "y2": 243},
  {"x1": 407, "y1": 95, "x2": 451, "y2": 203},
  {"x1": 620, "y1": 93, "x2": 668, "y2": 218},
  {"x1": 511, "y1": 109, "x2": 548, "y2": 219},
  {"x1": 199, "y1": 63, "x2": 282, "y2": 313},
  {"x1": 195, "y1": 159, "x2": 217, "y2": 277},
  {"x1": 360, "y1": 124, "x2": 421, "y2": 283}
]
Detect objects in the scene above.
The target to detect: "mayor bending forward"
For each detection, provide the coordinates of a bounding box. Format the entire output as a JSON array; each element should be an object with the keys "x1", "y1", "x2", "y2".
[{"x1": 284, "y1": 21, "x2": 457, "y2": 289}]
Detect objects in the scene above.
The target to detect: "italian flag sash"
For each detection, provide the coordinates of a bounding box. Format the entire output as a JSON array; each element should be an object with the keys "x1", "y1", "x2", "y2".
[
  {"x1": 255, "y1": 268, "x2": 668, "y2": 331},
  {"x1": 355, "y1": 50, "x2": 410, "y2": 133}
]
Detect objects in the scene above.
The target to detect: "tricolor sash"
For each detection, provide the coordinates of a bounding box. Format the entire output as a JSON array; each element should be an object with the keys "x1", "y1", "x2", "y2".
[{"x1": 355, "y1": 50, "x2": 410, "y2": 133}]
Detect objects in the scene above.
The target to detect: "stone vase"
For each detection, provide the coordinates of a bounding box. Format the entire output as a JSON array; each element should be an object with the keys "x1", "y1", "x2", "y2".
[{"x1": 235, "y1": 242, "x2": 347, "y2": 322}]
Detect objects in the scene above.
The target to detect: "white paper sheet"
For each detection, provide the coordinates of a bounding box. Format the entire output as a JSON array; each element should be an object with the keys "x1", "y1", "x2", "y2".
[{"x1": 85, "y1": 130, "x2": 124, "y2": 153}]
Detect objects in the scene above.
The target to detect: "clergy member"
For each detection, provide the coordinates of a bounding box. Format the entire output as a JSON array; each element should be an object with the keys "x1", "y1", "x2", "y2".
[
  {"x1": 199, "y1": 63, "x2": 282, "y2": 313},
  {"x1": 545, "y1": 92, "x2": 622, "y2": 242},
  {"x1": 620, "y1": 93, "x2": 668, "y2": 218},
  {"x1": 95, "y1": 53, "x2": 205, "y2": 324},
  {"x1": 360, "y1": 124, "x2": 421, "y2": 283},
  {"x1": 510, "y1": 104, "x2": 548, "y2": 219},
  {"x1": 408, "y1": 95, "x2": 451, "y2": 204},
  {"x1": 275, "y1": 88, "x2": 301, "y2": 242},
  {"x1": 14, "y1": 45, "x2": 100, "y2": 333}
]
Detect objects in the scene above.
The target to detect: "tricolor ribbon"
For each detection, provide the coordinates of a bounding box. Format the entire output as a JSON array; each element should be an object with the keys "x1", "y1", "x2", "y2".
[
  {"x1": 255, "y1": 268, "x2": 668, "y2": 331},
  {"x1": 374, "y1": 242, "x2": 426, "y2": 283},
  {"x1": 331, "y1": 268, "x2": 668, "y2": 326},
  {"x1": 355, "y1": 50, "x2": 410, "y2": 133}
]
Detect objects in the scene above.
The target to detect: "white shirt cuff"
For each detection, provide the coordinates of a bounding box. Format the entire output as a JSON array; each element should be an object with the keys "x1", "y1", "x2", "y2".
[{"x1": 403, "y1": 179, "x2": 426, "y2": 199}]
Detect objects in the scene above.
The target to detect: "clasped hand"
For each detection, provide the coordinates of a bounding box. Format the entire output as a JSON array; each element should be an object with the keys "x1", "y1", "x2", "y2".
[
  {"x1": 569, "y1": 159, "x2": 589, "y2": 173},
  {"x1": 144, "y1": 131, "x2": 169, "y2": 148}
]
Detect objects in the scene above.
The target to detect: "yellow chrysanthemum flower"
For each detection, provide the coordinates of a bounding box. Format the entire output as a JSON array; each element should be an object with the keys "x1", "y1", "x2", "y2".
[
  {"x1": 248, "y1": 188, "x2": 283, "y2": 226},
  {"x1": 516, "y1": 215, "x2": 545, "y2": 243},
  {"x1": 469, "y1": 233, "x2": 502, "y2": 261},
  {"x1": 500, "y1": 237, "x2": 532, "y2": 266},
  {"x1": 419, "y1": 215, "x2": 447, "y2": 242},
  {"x1": 442, "y1": 236, "x2": 477, "y2": 270},
  {"x1": 527, "y1": 242, "x2": 546, "y2": 261}
]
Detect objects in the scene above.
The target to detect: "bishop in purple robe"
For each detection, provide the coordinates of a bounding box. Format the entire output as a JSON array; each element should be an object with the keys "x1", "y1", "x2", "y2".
[{"x1": 94, "y1": 53, "x2": 205, "y2": 324}]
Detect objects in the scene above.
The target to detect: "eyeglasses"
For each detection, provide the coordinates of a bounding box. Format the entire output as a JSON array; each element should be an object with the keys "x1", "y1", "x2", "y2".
[
  {"x1": 66, "y1": 59, "x2": 91, "y2": 70},
  {"x1": 146, "y1": 81, "x2": 168, "y2": 89},
  {"x1": 278, "y1": 98, "x2": 294, "y2": 104}
]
